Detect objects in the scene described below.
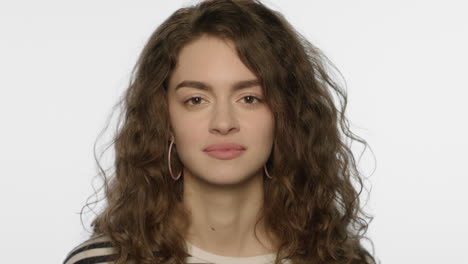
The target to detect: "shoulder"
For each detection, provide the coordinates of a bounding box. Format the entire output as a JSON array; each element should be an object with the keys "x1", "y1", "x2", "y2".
[{"x1": 63, "y1": 234, "x2": 117, "y2": 264}]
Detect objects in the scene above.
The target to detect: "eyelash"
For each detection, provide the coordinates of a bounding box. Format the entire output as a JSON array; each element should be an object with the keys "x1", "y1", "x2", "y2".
[{"x1": 184, "y1": 95, "x2": 263, "y2": 107}]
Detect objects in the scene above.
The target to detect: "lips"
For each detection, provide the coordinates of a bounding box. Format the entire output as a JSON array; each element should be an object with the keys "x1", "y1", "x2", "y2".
[
  {"x1": 203, "y1": 143, "x2": 246, "y2": 152},
  {"x1": 203, "y1": 143, "x2": 246, "y2": 160}
]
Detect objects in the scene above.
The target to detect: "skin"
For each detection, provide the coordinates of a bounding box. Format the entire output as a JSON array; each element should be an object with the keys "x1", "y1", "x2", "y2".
[{"x1": 167, "y1": 34, "x2": 278, "y2": 257}]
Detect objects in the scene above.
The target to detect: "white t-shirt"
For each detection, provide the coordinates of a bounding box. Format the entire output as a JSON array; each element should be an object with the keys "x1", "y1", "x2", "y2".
[{"x1": 186, "y1": 240, "x2": 290, "y2": 264}]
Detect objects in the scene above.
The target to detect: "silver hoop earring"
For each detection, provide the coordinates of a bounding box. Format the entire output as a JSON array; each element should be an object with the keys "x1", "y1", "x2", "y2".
[
  {"x1": 264, "y1": 164, "x2": 272, "y2": 179},
  {"x1": 168, "y1": 139, "x2": 182, "y2": 181}
]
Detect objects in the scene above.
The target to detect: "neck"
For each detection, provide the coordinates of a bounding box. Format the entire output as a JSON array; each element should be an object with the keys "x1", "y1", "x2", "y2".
[{"x1": 180, "y1": 168, "x2": 277, "y2": 257}]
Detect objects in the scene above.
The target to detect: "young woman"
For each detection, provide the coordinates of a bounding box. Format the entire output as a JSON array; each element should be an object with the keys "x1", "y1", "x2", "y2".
[{"x1": 63, "y1": 0, "x2": 376, "y2": 263}]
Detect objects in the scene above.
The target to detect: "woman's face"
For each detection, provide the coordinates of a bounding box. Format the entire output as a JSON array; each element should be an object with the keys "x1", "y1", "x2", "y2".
[{"x1": 167, "y1": 35, "x2": 274, "y2": 185}]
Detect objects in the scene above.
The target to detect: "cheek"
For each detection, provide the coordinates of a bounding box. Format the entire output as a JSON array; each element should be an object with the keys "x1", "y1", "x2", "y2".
[
  {"x1": 261, "y1": 123, "x2": 275, "y2": 145},
  {"x1": 252, "y1": 111, "x2": 275, "y2": 136},
  {"x1": 262, "y1": 118, "x2": 276, "y2": 148},
  {"x1": 167, "y1": 101, "x2": 177, "y2": 128},
  {"x1": 168, "y1": 102, "x2": 190, "y2": 133},
  {"x1": 172, "y1": 116, "x2": 204, "y2": 146}
]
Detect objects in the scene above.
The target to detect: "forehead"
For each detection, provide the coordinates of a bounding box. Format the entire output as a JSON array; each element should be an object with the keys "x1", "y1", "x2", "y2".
[{"x1": 168, "y1": 35, "x2": 258, "y2": 91}]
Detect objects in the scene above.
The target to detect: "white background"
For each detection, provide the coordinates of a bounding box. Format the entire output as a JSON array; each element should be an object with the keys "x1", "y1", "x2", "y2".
[{"x1": 1, "y1": 0, "x2": 467, "y2": 263}]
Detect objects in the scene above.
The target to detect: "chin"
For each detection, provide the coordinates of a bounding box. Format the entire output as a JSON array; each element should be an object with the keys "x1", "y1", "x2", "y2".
[
  {"x1": 202, "y1": 171, "x2": 260, "y2": 186},
  {"x1": 182, "y1": 156, "x2": 264, "y2": 185}
]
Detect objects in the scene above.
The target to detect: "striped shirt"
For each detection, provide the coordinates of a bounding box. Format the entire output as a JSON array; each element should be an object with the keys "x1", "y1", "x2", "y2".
[{"x1": 63, "y1": 235, "x2": 291, "y2": 264}]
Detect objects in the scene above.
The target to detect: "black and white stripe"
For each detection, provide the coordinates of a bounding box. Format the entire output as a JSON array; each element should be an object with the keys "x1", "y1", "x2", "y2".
[
  {"x1": 63, "y1": 235, "x2": 213, "y2": 264},
  {"x1": 63, "y1": 235, "x2": 117, "y2": 264}
]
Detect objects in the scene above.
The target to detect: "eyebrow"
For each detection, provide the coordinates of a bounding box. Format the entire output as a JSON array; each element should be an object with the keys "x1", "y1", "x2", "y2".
[{"x1": 175, "y1": 79, "x2": 261, "y2": 92}]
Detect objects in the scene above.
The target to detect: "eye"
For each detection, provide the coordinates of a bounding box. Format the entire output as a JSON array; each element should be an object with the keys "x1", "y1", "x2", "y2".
[
  {"x1": 241, "y1": 95, "x2": 262, "y2": 104},
  {"x1": 184, "y1": 96, "x2": 205, "y2": 106}
]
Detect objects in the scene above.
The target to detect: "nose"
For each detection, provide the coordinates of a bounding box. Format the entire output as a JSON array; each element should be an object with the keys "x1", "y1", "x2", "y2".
[{"x1": 209, "y1": 101, "x2": 240, "y2": 135}]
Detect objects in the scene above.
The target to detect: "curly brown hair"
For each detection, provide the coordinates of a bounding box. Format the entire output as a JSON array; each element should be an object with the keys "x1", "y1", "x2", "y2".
[{"x1": 81, "y1": 0, "x2": 376, "y2": 263}]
